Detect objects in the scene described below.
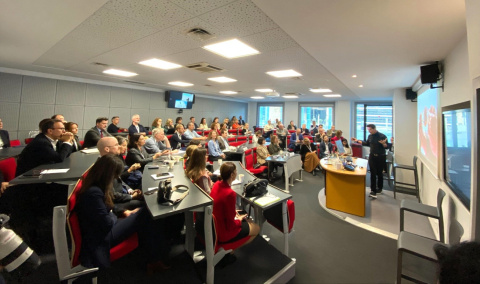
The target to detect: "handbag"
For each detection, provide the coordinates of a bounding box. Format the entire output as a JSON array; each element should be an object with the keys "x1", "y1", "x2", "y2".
[
  {"x1": 157, "y1": 179, "x2": 189, "y2": 205},
  {"x1": 243, "y1": 179, "x2": 268, "y2": 198}
]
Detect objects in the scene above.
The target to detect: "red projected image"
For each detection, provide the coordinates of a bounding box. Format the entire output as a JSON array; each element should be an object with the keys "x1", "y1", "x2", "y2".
[{"x1": 418, "y1": 105, "x2": 438, "y2": 160}]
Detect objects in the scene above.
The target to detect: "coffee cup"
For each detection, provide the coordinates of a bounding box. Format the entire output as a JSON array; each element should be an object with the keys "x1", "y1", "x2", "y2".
[
  {"x1": 238, "y1": 174, "x2": 244, "y2": 183},
  {"x1": 218, "y1": 159, "x2": 223, "y2": 165}
]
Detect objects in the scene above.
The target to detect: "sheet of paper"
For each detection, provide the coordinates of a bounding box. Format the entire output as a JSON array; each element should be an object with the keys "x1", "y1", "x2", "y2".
[
  {"x1": 147, "y1": 187, "x2": 158, "y2": 191},
  {"x1": 355, "y1": 158, "x2": 368, "y2": 168},
  {"x1": 250, "y1": 194, "x2": 280, "y2": 206},
  {"x1": 232, "y1": 179, "x2": 242, "y2": 185},
  {"x1": 40, "y1": 169, "x2": 70, "y2": 174},
  {"x1": 150, "y1": 172, "x2": 174, "y2": 180},
  {"x1": 81, "y1": 148, "x2": 99, "y2": 154},
  {"x1": 213, "y1": 169, "x2": 220, "y2": 175}
]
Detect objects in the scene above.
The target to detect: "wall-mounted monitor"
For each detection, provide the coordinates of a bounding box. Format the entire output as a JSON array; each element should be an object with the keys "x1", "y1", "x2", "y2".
[
  {"x1": 442, "y1": 102, "x2": 471, "y2": 210},
  {"x1": 166, "y1": 91, "x2": 195, "y2": 109}
]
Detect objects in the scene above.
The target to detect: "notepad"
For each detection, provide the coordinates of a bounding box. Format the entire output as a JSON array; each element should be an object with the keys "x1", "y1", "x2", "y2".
[
  {"x1": 232, "y1": 179, "x2": 242, "y2": 185},
  {"x1": 40, "y1": 169, "x2": 69, "y2": 174},
  {"x1": 212, "y1": 169, "x2": 220, "y2": 175},
  {"x1": 250, "y1": 194, "x2": 280, "y2": 206},
  {"x1": 151, "y1": 172, "x2": 174, "y2": 180},
  {"x1": 81, "y1": 148, "x2": 99, "y2": 154}
]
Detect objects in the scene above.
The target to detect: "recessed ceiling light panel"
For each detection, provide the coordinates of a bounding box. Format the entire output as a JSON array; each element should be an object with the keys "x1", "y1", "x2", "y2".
[
  {"x1": 255, "y1": 88, "x2": 273, "y2": 93},
  {"x1": 208, "y1": 76, "x2": 237, "y2": 83},
  {"x1": 103, "y1": 69, "x2": 138, "y2": 77},
  {"x1": 282, "y1": 95, "x2": 298, "y2": 98},
  {"x1": 309, "y1": 88, "x2": 332, "y2": 93},
  {"x1": 203, "y1": 39, "x2": 259, "y2": 59},
  {"x1": 323, "y1": 94, "x2": 342, "y2": 98},
  {"x1": 139, "y1": 58, "x2": 182, "y2": 70},
  {"x1": 220, "y1": 91, "x2": 238, "y2": 95},
  {"x1": 168, "y1": 81, "x2": 193, "y2": 87},
  {"x1": 359, "y1": 84, "x2": 364, "y2": 88},
  {"x1": 352, "y1": 74, "x2": 357, "y2": 78},
  {"x1": 250, "y1": 96, "x2": 264, "y2": 99},
  {"x1": 266, "y1": 69, "x2": 302, "y2": 78}
]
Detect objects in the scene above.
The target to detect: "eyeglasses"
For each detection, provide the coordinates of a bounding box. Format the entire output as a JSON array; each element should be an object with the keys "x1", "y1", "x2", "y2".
[{"x1": 52, "y1": 127, "x2": 65, "y2": 130}]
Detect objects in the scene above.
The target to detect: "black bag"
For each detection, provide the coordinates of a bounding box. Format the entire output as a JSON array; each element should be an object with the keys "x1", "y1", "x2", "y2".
[
  {"x1": 243, "y1": 179, "x2": 268, "y2": 198},
  {"x1": 157, "y1": 179, "x2": 189, "y2": 205}
]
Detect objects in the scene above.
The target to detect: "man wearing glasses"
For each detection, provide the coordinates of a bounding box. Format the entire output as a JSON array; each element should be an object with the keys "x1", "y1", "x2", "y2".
[{"x1": 16, "y1": 119, "x2": 74, "y2": 176}]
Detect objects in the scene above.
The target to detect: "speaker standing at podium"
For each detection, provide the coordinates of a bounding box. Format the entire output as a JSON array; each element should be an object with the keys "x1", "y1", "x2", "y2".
[{"x1": 352, "y1": 124, "x2": 388, "y2": 199}]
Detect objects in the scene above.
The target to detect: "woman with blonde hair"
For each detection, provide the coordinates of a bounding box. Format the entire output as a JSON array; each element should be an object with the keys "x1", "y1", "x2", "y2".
[
  {"x1": 300, "y1": 137, "x2": 320, "y2": 176},
  {"x1": 183, "y1": 144, "x2": 198, "y2": 168},
  {"x1": 186, "y1": 148, "x2": 213, "y2": 193},
  {"x1": 163, "y1": 118, "x2": 174, "y2": 134}
]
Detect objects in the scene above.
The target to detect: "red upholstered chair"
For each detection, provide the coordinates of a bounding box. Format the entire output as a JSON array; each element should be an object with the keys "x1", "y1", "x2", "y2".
[
  {"x1": 0, "y1": 157, "x2": 16, "y2": 182},
  {"x1": 288, "y1": 130, "x2": 296, "y2": 134},
  {"x1": 203, "y1": 130, "x2": 211, "y2": 136},
  {"x1": 148, "y1": 131, "x2": 152, "y2": 135},
  {"x1": 227, "y1": 137, "x2": 236, "y2": 143},
  {"x1": 196, "y1": 131, "x2": 203, "y2": 136},
  {"x1": 248, "y1": 136, "x2": 253, "y2": 144},
  {"x1": 228, "y1": 129, "x2": 238, "y2": 135},
  {"x1": 25, "y1": 138, "x2": 34, "y2": 144},
  {"x1": 264, "y1": 199, "x2": 295, "y2": 234},
  {"x1": 67, "y1": 175, "x2": 138, "y2": 268},
  {"x1": 351, "y1": 143, "x2": 363, "y2": 158},
  {"x1": 166, "y1": 135, "x2": 173, "y2": 140},
  {"x1": 79, "y1": 140, "x2": 84, "y2": 147},
  {"x1": 10, "y1": 139, "x2": 21, "y2": 147},
  {"x1": 229, "y1": 141, "x2": 244, "y2": 147},
  {"x1": 236, "y1": 136, "x2": 247, "y2": 142},
  {"x1": 244, "y1": 149, "x2": 267, "y2": 175}
]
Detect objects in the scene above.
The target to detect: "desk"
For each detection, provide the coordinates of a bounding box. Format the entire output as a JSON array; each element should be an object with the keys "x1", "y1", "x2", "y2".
[
  {"x1": 0, "y1": 146, "x2": 25, "y2": 160},
  {"x1": 213, "y1": 161, "x2": 293, "y2": 255},
  {"x1": 142, "y1": 161, "x2": 216, "y2": 284},
  {"x1": 266, "y1": 154, "x2": 303, "y2": 193},
  {"x1": 10, "y1": 151, "x2": 99, "y2": 185},
  {"x1": 320, "y1": 158, "x2": 367, "y2": 217}
]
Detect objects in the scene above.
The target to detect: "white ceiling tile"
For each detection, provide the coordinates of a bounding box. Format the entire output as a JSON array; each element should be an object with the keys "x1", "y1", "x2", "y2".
[{"x1": 170, "y1": 0, "x2": 237, "y2": 16}]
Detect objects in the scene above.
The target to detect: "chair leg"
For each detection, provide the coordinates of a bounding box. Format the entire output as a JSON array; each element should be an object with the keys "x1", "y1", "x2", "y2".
[
  {"x1": 397, "y1": 249, "x2": 403, "y2": 284},
  {"x1": 400, "y1": 208, "x2": 405, "y2": 232}
]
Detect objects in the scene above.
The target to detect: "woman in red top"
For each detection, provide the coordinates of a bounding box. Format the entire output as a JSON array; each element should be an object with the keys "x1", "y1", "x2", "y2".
[{"x1": 209, "y1": 162, "x2": 259, "y2": 246}]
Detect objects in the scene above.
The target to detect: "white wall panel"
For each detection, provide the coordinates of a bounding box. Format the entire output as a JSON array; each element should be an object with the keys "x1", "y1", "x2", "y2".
[
  {"x1": 83, "y1": 107, "x2": 110, "y2": 131},
  {"x1": 86, "y1": 84, "x2": 111, "y2": 106},
  {"x1": 0, "y1": 102, "x2": 20, "y2": 131},
  {"x1": 21, "y1": 76, "x2": 56, "y2": 104},
  {"x1": 55, "y1": 105, "x2": 85, "y2": 129},
  {"x1": 0, "y1": 73, "x2": 22, "y2": 102},
  {"x1": 56, "y1": 80, "x2": 86, "y2": 105},
  {"x1": 110, "y1": 87, "x2": 132, "y2": 108},
  {"x1": 18, "y1": 103, "x2": 55, "y2": 130},
  {"x1": 109, "y1": 107, "x2": 132, "y2": 129},
  {"x1": 131, "y1": 89, "x2": 150, "y2": 109}
]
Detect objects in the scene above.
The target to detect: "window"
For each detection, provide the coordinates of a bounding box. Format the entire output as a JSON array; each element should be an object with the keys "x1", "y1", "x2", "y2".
[
  {"x1": 299, "y1": 104, "x2": 334, "y2": 129},
  {"x1": 257, "y1": 103, "x2": 283, "y2": 128},
  {"x1": 355, "y1": 103, "x2": 393, "y2": 140}
]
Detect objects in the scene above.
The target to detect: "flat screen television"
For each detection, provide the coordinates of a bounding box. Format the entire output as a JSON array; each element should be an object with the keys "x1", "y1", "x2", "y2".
[
  {"x1": 166, "y1": 91, "x2": 195, "y2": 109},
  {"x1": 442, "y1": 102, "x2": 471, "y2": 209}
]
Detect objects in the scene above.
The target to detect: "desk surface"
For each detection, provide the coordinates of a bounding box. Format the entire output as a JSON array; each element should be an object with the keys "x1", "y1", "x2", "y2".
[
  {"x1": 142, "y1": 161, "x2": 212, "y2": 219},
  {"x1": 266, "y1": 153, "x2": 300, "y2": 164},
  {"x1": 320, "y1": 158, "x2": 367, "y2": 176},
  {"x1": 10, "y1": 151, "x2": 99, "y2": 185},
  {"x1": 0, "y1": 146, "x2": 25, "y2": 160}
]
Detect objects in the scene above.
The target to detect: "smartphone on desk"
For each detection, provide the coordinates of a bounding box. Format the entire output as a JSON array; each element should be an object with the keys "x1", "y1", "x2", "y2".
[{"x1": 156, "y1": 172, "x2": 169, "y2": 177}]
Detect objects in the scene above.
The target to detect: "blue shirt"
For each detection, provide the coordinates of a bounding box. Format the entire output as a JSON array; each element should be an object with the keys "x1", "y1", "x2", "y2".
[
  {"x1": 184, "y1": 129, "x2": 201, "y2": 139},
  {"x1": 208, "y1": 140, "x2": 223, "y2": 157}
]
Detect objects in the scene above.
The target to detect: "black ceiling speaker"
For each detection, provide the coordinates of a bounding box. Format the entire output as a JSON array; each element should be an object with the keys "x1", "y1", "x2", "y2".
[
  {"x1": 420, "y1": 63, "x2": 440, "y2": 84},
  {"x1": 406, "y1": 88, "x2": 417, "y2": 101}
]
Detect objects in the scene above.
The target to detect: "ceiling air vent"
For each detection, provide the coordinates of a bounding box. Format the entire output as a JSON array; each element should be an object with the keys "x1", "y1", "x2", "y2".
[
  {"x1": 186, "y1": 28, "x2": 215, "y2": 41},
  {"x1": 266, "y1": 91, "x2": 280, "y2": 98},
  {"x1": 186, "y1": 62, "x2": 224, "y2": 73},
  {"x1": 124, "y1": 80, "x2": 145, "y2": 85},
  {"x1": 91, "y1": 62, "x2": 109, "y2": 67}
]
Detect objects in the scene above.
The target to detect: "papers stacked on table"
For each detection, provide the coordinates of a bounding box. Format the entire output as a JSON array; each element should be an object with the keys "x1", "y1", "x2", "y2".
[
  {"x1": 81, "y1": 148, "x2": 99, "y2": 154},
  {"x1": 40, "y1": 169, "x2": 69, "y2": 174},
  {"x1": 151, "y1": 172, "x2": 174, "y2": 180},
  {"x1": 249, "y1": 193, "x2": 280, "y2": 206}
]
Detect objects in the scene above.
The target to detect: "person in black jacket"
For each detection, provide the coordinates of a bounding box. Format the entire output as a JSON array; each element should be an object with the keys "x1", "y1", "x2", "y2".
[
  {"x1": 318, "y1": 135, "x2": 333, "y2": 159},
  {"x1": 169, "y1": 124, "x2": 191, "y2": 150},
  {"x1": 65, "y1": 122, "x2": 81, "y2": 152},
  {"x1": 128, "y1": 114, "x2": 147, "y2": 137},
  {"x1": 0, "y1": 118, "x2": 11, "y2": 148},
  {"x1": 82, "y1": 117, "x2": 112, "y2": 149},
  {"x1": 125, "y1": 134, "x2": 162, "y2": 172}
]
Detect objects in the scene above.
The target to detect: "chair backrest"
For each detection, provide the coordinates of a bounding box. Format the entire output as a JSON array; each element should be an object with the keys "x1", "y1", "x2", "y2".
[
  {"x1": 10, "y1": 139, "x2": 21, "y2": 147},
  {"x1": 227, "y1": 137, "x2": 236, "y2": 142},
  {"x1": 0, "y1": 157, "x2": 16, "y2": 182},
  {"x1": 245, "y1": 152, "x2": 254, "y2": 169},
  {"x1": 252, "y1": 147, "x2": 258, "y2": 163},
  {"x1": 25, "y1": 138, "x2": 34, "y2": 144},
  {"x1": 264, "y1": 199, "x2": 295, "y2": 233},
  {"x1": 437, "y1": 188, "x2": 446, "y2": 243},
  {"x1": 52, "y1": 206, "x2": 72, "y2": 277},
  {"x1": 413, "y1": 155, "x2": 418, "y2": 171},
  {"x1": 67, "y1": 178, "x2": 84, "y2": 267},
  {"x1": 79, "y1": 140, "x2": 84, "y2": 147}
]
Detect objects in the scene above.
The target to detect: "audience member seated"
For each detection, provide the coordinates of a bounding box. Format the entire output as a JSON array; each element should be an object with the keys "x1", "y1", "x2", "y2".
[
  {"x1": 175, "y1": 117, "x2": 183, "y2": 128},
  {"x1": 223, "y1": 118, "x2": 230, "y2": 128},
  {"x1": 231, "y1": 118, "x2": 240, "y2": 130},
  {"x1": 434, "y1": 241, "x2": 480, "y2": 284},
  {"x1": 184, "y1": 122, "x2": 207, "y2": 141},
  {"x1": 268, "y1": 135, "x2": 282, "y2": 155},
  {"x1": 210, "y1": 122, "x2": 221, "y2": 134},
  {"x1": 288, "y1": 128, "x2": 303, "y2": 152},
  {"x1": 300, "y1": 137, "x2": 320, "y2": 176},
  {"x1": 198, "y1": 118, "x2": 208, "y2": 130},
  {"x1": 65, "y1": 122, "x2": 81, "y2": 152},
  {"x1": 183, "y1": 145, "x2": 198, "y2": 168},
  {"x1": 75, "y1": 154, "x2": 170, "y2": 271},
  {"x1": 220, "y1": 123, "x2": 228, "y2": 133},
  {"x1": 209, "y1": 162, "x2": 260, "y2": 263},
  {"x1": 0, "y1": 171, "x2": 10, "y2": 196},
  {"x1": 16, "y1": 119, "x2": 73, "y2": 176},
  {"x1": 189, "y1": 117, "x2": 198, "y2": 129},
  {"x1": 116, "y1": 136, "x2": 143, "y2": 189},
  {"x1": 338, "y1": 138, "x2": 352, "y2": 156},
  {"x1": 275, "y1": 118, "x2": 281, "y2": 128},
  {"x1": 276, "y1": 123, "x2": 288, "y2": 149},
  {"x1": 98, "y1": 137, "x2": 144, "y2": 212},
  {"x1": 287, "y1": 120, "x2": 297, "y2": 130},
  {"x1": 263, "y1": 120, "x2": 275, "y2": 138},
  {"x1": 256, "y1": 137, "x2": 274, "y2": 180},
  {"x1": 128, "y1": 114, "x2": 147, "y2": 136},
  {"x1": 218, "y1": 129, "x2": 230, "y2": 150},
  {"x1": 229, "y1": 116, "x2": 236, "y2": 128},
  {"x1": 326, "y1": 125, "x2": 336, "y2": 138},
  {"x1": 207, "y1": 130, "x2": 225, "y2": 161},
  {"x1": 310, "y1": 121, "x2": 319, "y2": 135},
  {"x1": 144, "y1": 128, "x2": 172, "y2": 156},
  {"x1": 238, "y1": 115, "x2": 245, "y2": 125},
  {"x1": 212, "y1": 117, "x2": 219, "y2": 125},
  {"x1": 83, "y1": 117, "x2": 112, "y2": 149},
  {"x1": 315, "y1": 129, "x2": 326, "y2": 142},
  {"x1": 125, "y1": 134, "x2": 162, "y2": 172},
  {"x1": 170, "y1": 124, "x2": 191, "y2": 150},
  {"x1": 300, "y1": 124, "x2": 310, "y2": 136},
  {"x1": 107, "y1": 116, "x2": 127, "y2": 133},
  {"x1": 163, "y1": 118, "x2": 175, "y2": 134},
  {"x1": 151, "y1": 117, "x2": 163, "y2": 131},
  {"x1": 51, "y1": 114, "x2": 66, "y2": 123},
  {"x1": 252, "y1": 130, "x2": 262, "y2": 144},
  {"x1": 0, "y1": 118, "x2": 11, "y2": 149},
  {"x1": 243, "y1": 122, "x2": 252, "y2": 135},
  {"x1": 186, "y1": 148, "x2": 214, "y2": 193},
  {"x1": 319, "y1": 135, "x2": 334, "y2": 159},
  {"x1": 330, "y1": 130, "x2": 344, "y2": 151}
]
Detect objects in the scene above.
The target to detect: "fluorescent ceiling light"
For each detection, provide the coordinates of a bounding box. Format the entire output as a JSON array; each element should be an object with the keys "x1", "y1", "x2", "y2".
[
  {"x1": 208, "y1": 76, "x2": 237, "y2": 83},
  {"x1": 220, "y1": 91, "x2": 238, "y2": 95},
  {"x1": 359, "y1": 85, "x2": 364, "y2": 88},
  {"x1": 168, "y1": 81, "x2": 193, "y2": 87},
  {"x1": 203, "y1": 39, "x2": 259, "y2": 59},
  {"x1": 282, "y1": 95, "x2": 298, "y2": 98},
  {"x1": 250, "y1": 96, "x2": 264, "y2": 99},
  {"x1": 138, "y1": 58, "x2": 182, "y2": 70},
  {"x1": 103, "y1": 69, "x2": 137, "y2": 77},
  {"x1": 255, "y1": 88, "x2": 273, "y2": 93},
  {"x1": 309, "y1": 88, "x2": 332, "y2": 93},
  {"x1": 323, "y1": 94, "x2": 342, "y2": 98},
  {"x1": 352, "y1": 74, "x2": 357, "y2": 78},
  {"x1": 266, "y1": 69, "x2": 302, "y2": 78}
]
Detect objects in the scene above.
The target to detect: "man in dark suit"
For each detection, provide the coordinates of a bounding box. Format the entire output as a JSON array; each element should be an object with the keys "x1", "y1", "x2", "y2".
[
  {"x1": 169, "y1": 124, "x2": 191, "y2": 150},
  {"x1": 16, "y1": 119, "x2": 74, "y2": 176},
  {"x1": 107, "y1": 116, "x2": 127, "y2": 133},
  {"x1": 128, "y1": 114, "x2": 147, "y2": 136},
  {"x1": 289, "y1": 128, "x2": 304, "y2": 152},
  {"x1": 83, "y1": 117, "x2": 112, "y2": 149},
  {"x1": 238, "y1": 115, "x2": 245, "y2": 126},
  {"x1": 0, "y1": 118, "x2": 10, "y2": 148}
]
